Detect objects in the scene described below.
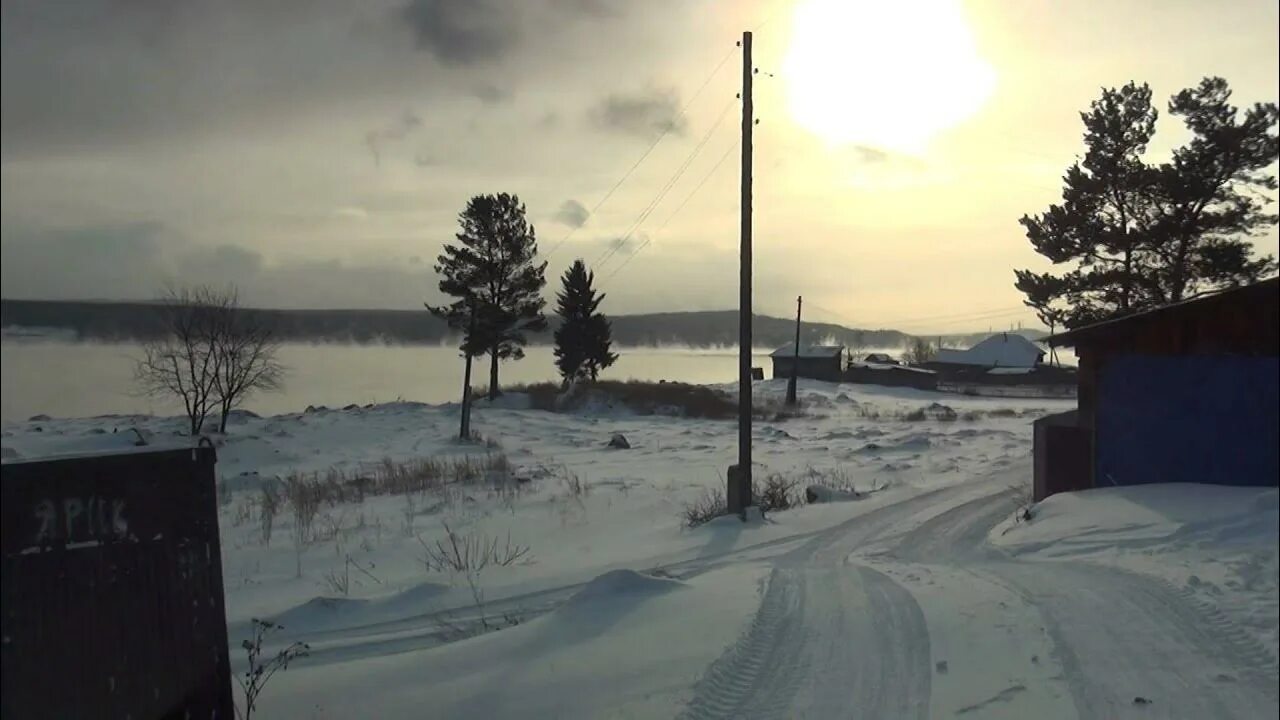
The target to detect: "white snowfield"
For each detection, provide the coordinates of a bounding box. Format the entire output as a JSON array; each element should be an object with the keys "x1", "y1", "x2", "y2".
[{"x1": 2, "y1": 379, "x2": 1276, "y2": 719}]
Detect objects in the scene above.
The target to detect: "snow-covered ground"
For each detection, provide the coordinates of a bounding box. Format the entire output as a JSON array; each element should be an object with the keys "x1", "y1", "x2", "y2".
[{"x1": 3, "y1": 379, "x2": 1275, "y2": 718}]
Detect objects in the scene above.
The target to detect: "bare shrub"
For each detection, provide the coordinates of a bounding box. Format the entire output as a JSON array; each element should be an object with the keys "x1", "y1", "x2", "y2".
[
  {"x1": 562, "y1": 466, "x2": 589, "y2": 500},
  {"x1": 283, "y1": 473, "x2": 321, "y2": 577},
  {"x1": 1010, "y1": 481, "x2": 1035, "y2": 523},
  {"x1": 321, "y1": 554, "x2": 382, "y2": 597},
  {"x1": 902, "y1": 408, "x2": 927, "y2": 421},
  {"x1": 417, "y1": 521, "x2": 531, "y2": 629},
  {"x1": 418, "y1": 521, "x2": 531, "y2": 574},
  {"x1": 258, "y1": 486, "x2": 279, "y2": 546},
  {"x1": 236, "y1": 619, "x2": 308, "y2": 720},
  {"x1": 755, "y1": 473, "x2": 803, "y2": 514},
  {"x1": 683, "y1": 487, "x2": 728, "y2": 528},
  {"x1": 231, "y1": 495, "x2": 255, "y2": 527}
]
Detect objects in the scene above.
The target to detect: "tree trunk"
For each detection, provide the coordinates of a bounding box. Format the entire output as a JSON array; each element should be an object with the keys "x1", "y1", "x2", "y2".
[
  {"x1": 488, "y1": 350, "x2": 500, "y2": 400},
  {"x1": 219, "y1": 401, "x2": 230, "y2": 434}
]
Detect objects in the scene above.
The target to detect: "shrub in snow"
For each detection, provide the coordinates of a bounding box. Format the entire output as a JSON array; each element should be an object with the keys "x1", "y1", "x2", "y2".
[
  {"x1": 283, "y1": 474, "x2": 321, "y2": 576},
  {"x1": 237, "y1": 618, "x2": 308, "y2": 720},
  {"x1": 1009, "y1": 481, "x2": 1035, "y2": 523},
  {"x1": 755, "y1": 473, "x2": 803, "y2": 513},
  {"x1": 418, "y1": 521, "x2": 532, "y2": 630},
  {"x1": 683, "y1": 488, "x2": 729, "y2": 528},
  {"x1": 258, "y1": 486, "x2": 280, "y2": 546}
]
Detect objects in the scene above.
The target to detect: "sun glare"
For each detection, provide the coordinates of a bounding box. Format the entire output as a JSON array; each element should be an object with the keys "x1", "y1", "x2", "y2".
[{"x1": 782, "y1": 0, "x2": 995, "y2": 155}]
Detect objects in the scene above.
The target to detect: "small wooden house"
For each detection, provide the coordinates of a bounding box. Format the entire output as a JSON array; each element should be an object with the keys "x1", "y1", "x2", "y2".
[{"x1": 770, "y1": 344, "x2": 844, "y2": 382}]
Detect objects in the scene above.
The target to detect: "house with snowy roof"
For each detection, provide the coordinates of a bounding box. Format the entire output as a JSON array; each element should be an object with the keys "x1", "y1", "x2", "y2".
[
  {"x1": 933, "y1": 332, "x2": 1046, "y2": 368},
  {"x1": 770, "y1": 344, "x2": 844, "y2": 382}
]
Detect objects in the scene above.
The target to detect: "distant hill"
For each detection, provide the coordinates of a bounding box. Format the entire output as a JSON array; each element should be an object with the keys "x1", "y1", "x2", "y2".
[{"x1": 0, "y1": 299, "x2": 1040, "y2": 350}]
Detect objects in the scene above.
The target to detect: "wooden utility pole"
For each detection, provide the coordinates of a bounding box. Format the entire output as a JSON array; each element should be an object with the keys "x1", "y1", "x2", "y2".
[
  {"x1": 459, "y1": 304, "x2": 477, "y2": 440},
  {"x1": 730, "y1": 30, "x2": 755, "y2": 515},
  {"x1": 786, "y1": 295, "x2": 802, "y2": 406}
]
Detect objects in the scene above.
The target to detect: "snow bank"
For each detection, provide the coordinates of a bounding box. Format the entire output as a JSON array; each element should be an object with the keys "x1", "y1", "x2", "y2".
[
  {"x1": 994, "y1": 483, "x2": 1280, "y2": 663},
  {"x1": 993, "y1": 484, "x2": 1279, "y2": 555}
]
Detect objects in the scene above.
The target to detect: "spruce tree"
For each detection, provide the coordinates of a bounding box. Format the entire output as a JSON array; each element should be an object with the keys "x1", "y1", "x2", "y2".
[
  {"x1": 429, "y1": 193, "x2": 547, "y2": 399},
  {"x1": 553, "y1": 259, "x2": 618, "y2": 384}
]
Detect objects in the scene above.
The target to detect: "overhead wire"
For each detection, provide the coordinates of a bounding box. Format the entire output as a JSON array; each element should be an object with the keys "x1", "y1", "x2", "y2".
[
  {"x1": 605, "y1": 138, "x2": 741, "y2": 281},
  {"x1": 593, "y1": 96, "x2": 738, "y2": 270},
  {"x1": 542, "y1": 45, "x2": 737, "y2": 260}
]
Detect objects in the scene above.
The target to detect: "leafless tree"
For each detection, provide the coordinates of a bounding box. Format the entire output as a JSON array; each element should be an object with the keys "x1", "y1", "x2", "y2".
[
  {"x1": 211, "y1": 296, "x2": 283, "y2": 433},
  {"x1": 134, "y1": 286, "x2": 227, "y2": 435},
  {"x1": 134, "y1": 285, "x2": 283, "y2": 436},
  {"x1": 902, "y1": 337, "x2": 938, "y2": 365}
]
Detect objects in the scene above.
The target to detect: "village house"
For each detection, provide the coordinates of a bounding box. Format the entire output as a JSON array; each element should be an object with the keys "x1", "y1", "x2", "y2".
[{"x1": 770, "y1": 344, "x2": 844, "y2": 382}]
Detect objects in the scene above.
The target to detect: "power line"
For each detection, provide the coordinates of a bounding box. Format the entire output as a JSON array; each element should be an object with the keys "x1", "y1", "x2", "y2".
[
  {"x1": 542, "y1": 45, "x2": 737, "y2": 260},
  {"x1": 594, "y1": 96, "x2": 738, "y2": 270},
  {"x1": 605, "y1": 138, "x2": 740, "y2": 281},
  {"x1": 892, "y1": 307, "x2": 1033, "y2": 331}
]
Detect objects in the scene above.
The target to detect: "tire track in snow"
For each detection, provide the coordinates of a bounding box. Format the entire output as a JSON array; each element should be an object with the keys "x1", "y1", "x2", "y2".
[
  {"x1": 679, "y1": 484, "x2": 962, "y2": 719},
  {"x1": 876, "y1": 487, "x2": 1278, "y2": 719},
  {"x1": 678, "y1": 568, "x2": 807, "y2": 720}
]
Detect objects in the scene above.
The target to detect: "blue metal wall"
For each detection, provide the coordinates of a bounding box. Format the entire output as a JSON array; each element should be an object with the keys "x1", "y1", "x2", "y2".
[{"x1": 1096, "y1": 354, "x2": 1280, "y2": 487}]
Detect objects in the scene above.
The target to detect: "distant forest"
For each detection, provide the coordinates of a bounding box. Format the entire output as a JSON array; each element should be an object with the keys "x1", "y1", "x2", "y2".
[{"x1": 0, "y1": 300, "x2": 1044, "y2": 351}]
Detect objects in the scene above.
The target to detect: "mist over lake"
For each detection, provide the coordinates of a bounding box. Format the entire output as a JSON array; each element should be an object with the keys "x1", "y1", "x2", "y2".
[{"x1": 0, "y1": 339, "x2": 805, "y2": 422}]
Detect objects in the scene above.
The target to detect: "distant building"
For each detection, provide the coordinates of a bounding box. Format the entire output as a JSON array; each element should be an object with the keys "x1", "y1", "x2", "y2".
[
  {"x1": 1034, "y1": 277, "x2": 1279, "y2": 501},
  {"x1": 933, "y1": 333, "x2": 1045, "y2": 368},
  {"x1": 770, "y1": 344, "x2": 844, "y2": 382},
  {"x1": 862, "y1": 352, "x2": 899, "y2": 365}
]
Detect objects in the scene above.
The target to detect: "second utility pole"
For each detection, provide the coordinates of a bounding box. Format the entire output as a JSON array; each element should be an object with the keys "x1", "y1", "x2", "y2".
[
  {"x1": 787, "y1": 295, "x2": 801, "y2": 406},
  {"x1": 731, "y1": 30, "x2": 755, "y2": 515}
]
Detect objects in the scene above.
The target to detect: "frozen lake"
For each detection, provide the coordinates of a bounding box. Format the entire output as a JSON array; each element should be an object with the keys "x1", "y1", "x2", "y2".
[{"x1": 0, "y1": 340, "x2": 805, "y2": 422}]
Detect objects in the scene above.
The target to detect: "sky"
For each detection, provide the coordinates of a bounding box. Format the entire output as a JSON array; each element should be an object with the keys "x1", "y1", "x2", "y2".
[{"x1": 2, "y1": 0, "x2": 1277, "y2": 334}]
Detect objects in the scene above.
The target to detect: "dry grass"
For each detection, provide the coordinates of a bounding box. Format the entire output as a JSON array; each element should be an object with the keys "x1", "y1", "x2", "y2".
[
  {"x1": 683, "y1": 487, "x2": 729, "y2": 527},
  {"x1": 266, "y1": 452, "x2": 513, "y2": 511},
  {"x1": 504, "y1": 380, "x2": 808, "y2": 421}
]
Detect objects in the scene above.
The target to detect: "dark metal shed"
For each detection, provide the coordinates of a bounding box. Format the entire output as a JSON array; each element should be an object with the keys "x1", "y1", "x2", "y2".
[{"x1": 1036, "y1": 277, "x2": 1279, "y2": 499}]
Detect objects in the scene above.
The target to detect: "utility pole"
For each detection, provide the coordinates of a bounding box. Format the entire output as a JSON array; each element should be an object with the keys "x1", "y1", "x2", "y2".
[
  {"x1": 786, "y1": 295, "x2": 801, "y2": 406},
  {"x1": 730, "y1": 30, "x2": 754, "y2": 515},
  {"x1": 459, "y1": 304, "x2": 477, "y2": 440}
]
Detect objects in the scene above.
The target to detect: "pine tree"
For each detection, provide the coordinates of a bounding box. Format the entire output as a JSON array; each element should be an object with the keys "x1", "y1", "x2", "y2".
[
  {"x1": 428, "y1": 193, "x2": 547, "y2": 399},
  {"x1": 1016, "y1": 77, "x2": 1277, "y2": 329},
  {"x1": 553, "y1": 259, "x2": 618, "y2": 384}
]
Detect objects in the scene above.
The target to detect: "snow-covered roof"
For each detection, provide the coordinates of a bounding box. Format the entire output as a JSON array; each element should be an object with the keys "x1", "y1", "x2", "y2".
[
  {"x1": 769, "y1": 344, "x2": 844, "y2": 359},
  {"x1": 848, "y1": 361, "x2": 936, "y2": 374},
  {"x1": 935, "y1": 333, "x2": 1045, "y2": 368}
]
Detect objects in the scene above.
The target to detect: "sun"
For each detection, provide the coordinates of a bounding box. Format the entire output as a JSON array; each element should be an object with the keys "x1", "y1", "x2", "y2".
[{"x1": 782, "y1": 0, "x2": 995, "y2": 155}]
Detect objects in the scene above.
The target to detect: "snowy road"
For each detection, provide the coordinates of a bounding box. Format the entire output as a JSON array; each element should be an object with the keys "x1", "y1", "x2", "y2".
[{"x1": 683, "y1": 481, "x2": 1279, "y2": 719}]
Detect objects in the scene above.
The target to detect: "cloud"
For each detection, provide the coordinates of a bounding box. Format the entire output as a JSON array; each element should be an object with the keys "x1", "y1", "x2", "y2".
[
  {"x1": 398, "y1": 0, "x2": 621, "y2": 66},
  {"x1": 589, "y1": 87, "x2": 686, "y2": 138},
  {"x1": 853, "y1": 145, "x2": 891, "y2": 164},
  {"x1": 334, "y1": 206, "x2": 370, "y2": 220},
  {"x1": 399, "y1": 0, "x2": 522, "y2": 66},
  {"x1": 365, "y1": 110, "x2": 424, "y2": 167},
  {"x1": 1, "y1": 222, "x2": 439, "y2": 309},
  {"x1": 471, "y1": 83, "x2": 511, "y2": 105},
  {"x1": 553, "y1": 199, "x2": 590, "y2": 228},
  {"x1": 0, "y1": 222, "x2": 174, "y2": 300}
]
